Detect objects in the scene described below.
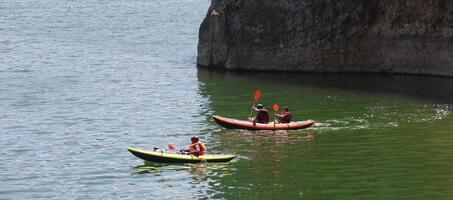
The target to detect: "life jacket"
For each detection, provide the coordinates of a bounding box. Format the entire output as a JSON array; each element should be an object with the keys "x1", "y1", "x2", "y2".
[
  {"x1": 188, "y1": 141, "x2": 206, "y2": 156},
  {"x1": 256, "y1": 109, "x2": 269, "y2": 123},
  {"x1": 278, "y1": 111, "x2": 292, "y2": 123}
]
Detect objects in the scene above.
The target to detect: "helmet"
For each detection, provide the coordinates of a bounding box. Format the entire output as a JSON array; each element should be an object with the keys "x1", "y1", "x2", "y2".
[{"x1": 256, "y1": 104, "x2": 264, "y2": 109}]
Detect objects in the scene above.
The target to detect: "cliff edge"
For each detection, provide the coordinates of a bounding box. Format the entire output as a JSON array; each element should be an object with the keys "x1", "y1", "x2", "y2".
[{"x1": 197, "y1": 0, "x2": 453, "y2": 76}]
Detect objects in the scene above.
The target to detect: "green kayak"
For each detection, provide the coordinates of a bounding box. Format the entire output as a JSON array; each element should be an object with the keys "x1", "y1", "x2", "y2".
[{"x1": 127, "y1": 147, "x2": 236, "y2": 163}]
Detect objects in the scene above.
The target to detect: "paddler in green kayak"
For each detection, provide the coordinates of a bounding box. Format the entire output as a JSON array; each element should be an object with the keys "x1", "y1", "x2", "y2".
[{"x1": 180, "y1": 136, "x2": 207, "y2": 156}]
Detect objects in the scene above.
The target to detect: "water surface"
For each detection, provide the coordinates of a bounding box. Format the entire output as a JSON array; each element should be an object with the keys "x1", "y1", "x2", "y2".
[
  {"x1": 198, "y1": 69, "x2": 453, "y2": 199},
  {"x1": 1, "y1": 0, "x2": 453, "y2": 199}
]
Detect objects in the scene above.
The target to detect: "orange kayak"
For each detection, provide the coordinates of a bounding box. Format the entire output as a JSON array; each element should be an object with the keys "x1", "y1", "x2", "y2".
[{"x1": 213, "y1": 115, "x2": 315, "y2": 130}]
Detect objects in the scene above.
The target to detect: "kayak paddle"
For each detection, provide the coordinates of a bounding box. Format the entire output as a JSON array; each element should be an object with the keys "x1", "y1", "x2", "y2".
[
  {"x1": 273, "y1": 104, "x2": 279, "y2": 123},
  {"x1": 168, "y1": 144, "x2": 177, "y2": 151},
  {"x1": 248, "y1": 90, "x2": 261, "y2": 118}
]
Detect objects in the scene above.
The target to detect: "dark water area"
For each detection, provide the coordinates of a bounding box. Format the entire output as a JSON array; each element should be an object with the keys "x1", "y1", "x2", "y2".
[
  {"x1": 1, "y1": 0, "x2": 453, "y2": 199},
  {"x1": 199, "y1": 68, "x2": 453, "y2": 104}
]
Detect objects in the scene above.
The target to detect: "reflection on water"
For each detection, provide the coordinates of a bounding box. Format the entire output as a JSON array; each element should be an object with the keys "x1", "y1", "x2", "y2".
[
  {"x1": 132, "y1": 162, "x2": 236, "y2": 199},
  {"x1": 198, "y1": 68, "x2": 453, "y2": 104},
  {"x1": 219, "y1": 130, "x2": 315, "y2": 147},
  {"x1": 133, "y1": 162, "x2": 234, "y2": 177}
]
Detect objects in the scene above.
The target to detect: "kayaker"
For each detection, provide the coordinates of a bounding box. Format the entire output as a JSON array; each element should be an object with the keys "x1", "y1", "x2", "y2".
[
  {"x1": 180, "y1": 136, "x2": 206, "y2": 156},
  {"x1": 275, "y1": 106, "x2": 292, "y2": 123},
  {"x1": 249, "y1": 104, "x2": 269, "y2": 124}
]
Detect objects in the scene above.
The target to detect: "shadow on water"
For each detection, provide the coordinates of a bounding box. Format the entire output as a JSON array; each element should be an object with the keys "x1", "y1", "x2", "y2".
[{"x1": 197, "y1": 68, "x2": 453, "y2": 104}]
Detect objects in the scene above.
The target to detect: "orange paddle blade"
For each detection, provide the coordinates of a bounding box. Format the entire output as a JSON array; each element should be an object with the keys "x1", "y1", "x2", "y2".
[
  {"x1": 273, "y1": 104, "x2": 279, "y2": 112},
  {"x1": 168, "y1": 144, "x2": 176, "y2": 151},
  {"x1": 254, "y1": 90, "x2": 261, "y2": 101}
]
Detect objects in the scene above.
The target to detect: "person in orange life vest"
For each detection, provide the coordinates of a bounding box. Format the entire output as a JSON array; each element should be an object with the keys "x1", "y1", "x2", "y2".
[
  {"x1": 275, "y1": 106, "x2": 292, "y2": 123},
  {"x1": 180, "y1": 136, "x2": 206, "y2": 156},
  {"x1": 248, "y1": 104, "x2": 269, "y2": 124}
]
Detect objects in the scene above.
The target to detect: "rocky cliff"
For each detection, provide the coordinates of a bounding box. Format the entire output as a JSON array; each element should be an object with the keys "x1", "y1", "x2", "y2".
[{"x1": 197, "y1": 0, "x2": 453, "y2": 76}]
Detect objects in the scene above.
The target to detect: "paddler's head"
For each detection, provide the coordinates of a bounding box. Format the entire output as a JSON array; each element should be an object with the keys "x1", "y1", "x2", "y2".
[
  {"x1": 283, "y1": 106, "x2": 289, "y2": 112},
  {"x1": 191, "y1": 136, "x2": 199, "y2": 143},
  {"x1": 256, "y1": 104, "x2": 264, "y2": 109}
]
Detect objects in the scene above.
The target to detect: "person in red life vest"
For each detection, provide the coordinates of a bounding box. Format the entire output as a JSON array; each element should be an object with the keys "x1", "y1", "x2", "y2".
[
  {"x1": 248, "y1": 104, "x2": 269, "y2": 124},
  {"x1": 180, "y1": 136, "x2": 206, "y2": 156},
  {"x1": 275, "y1": 106, "x2": 292, "y2": 123}
]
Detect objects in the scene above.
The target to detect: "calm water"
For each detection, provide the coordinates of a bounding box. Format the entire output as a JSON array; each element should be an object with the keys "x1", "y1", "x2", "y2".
[{"x1": 1, "y1": 0, "x2": 453, "y2": 199}]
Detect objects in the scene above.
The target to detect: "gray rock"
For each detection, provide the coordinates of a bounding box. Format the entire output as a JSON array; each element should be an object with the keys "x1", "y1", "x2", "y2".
[{"x1": 197, "y1": 0, "x2": 453, "y2": 76}]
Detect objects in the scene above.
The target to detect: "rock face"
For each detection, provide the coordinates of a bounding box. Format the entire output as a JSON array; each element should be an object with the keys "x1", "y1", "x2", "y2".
[{"x1": 197, "y1": 0, "x2": 453, "y2": 76}]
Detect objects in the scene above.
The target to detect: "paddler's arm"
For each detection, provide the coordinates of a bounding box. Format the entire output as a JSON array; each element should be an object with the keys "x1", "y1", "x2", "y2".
[{"x1": 189, "y1": 145, "x2": 201, "y2": 155}]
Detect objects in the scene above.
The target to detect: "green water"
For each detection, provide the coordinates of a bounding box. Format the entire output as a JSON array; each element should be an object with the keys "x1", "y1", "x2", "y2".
[{"x1": 198, "y1": 69, "x2": 453, "y2": 199}]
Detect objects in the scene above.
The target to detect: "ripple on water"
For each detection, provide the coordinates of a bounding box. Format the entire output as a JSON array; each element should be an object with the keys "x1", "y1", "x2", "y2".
[
  {"x1": 2, "y1": 0, "x2": 453, "y2": 199},
  {"x1": 0, "y1": 0, "x2": 213, "y2": 199}
]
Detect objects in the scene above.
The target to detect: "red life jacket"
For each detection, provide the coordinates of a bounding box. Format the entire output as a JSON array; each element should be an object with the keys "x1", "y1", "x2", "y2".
[
  {"x1": 188, "y1": 141, "x2": 206, "y2": 156},
  {"x1": 256, "y1": 109, "x2": 269, "y2": 123},
  {"x1": 278, "y1": 111, "x2": 292, "y2": 123}
]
